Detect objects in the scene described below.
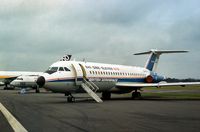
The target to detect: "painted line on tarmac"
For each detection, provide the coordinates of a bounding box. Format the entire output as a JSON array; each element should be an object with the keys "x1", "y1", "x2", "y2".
[{"x1": 0, "y1": 103, "x2": 28, "y2": 132}]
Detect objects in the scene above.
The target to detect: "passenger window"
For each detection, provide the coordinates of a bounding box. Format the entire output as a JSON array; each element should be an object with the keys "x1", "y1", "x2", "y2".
[{"x1": 17, "y1": 78, "x2": 23, "y2": 80}]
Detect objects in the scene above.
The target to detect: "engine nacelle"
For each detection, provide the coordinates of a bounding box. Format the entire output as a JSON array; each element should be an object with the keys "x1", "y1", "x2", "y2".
[
  {"x1": 145, "y1": 75, "x2": 154, "y2": 83},
  {"x1": 145, "y1": 72, "x2": 165, "y2": 83}
]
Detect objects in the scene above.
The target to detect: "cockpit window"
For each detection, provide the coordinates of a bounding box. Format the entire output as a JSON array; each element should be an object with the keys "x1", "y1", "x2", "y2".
[
  {"x1": 45, "y1": 67, "x2": 58, "y2": 74},
  {"x1": 59, "y1": 67, "x2": 64, "y2": 71},
  {"x1": 16, "y1": 78, "x2": 23, "y2": 80},
  {"x1": 64, "y1": 67, "x2": 70, "y2": 71}
]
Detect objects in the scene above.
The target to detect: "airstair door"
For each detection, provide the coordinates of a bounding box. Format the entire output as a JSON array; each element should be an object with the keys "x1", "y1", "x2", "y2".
[
  {"x1": 72, "y1": 63, "x2": 83, "y2": 85},
  {"x1": 79, "y1": 64, "x2": 87, "y2": 80}
]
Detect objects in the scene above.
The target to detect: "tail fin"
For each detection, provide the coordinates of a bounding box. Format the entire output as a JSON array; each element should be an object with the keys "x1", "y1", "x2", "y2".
[{"x1": 134, "y1": 49, "x2": 188, "y2": 72}]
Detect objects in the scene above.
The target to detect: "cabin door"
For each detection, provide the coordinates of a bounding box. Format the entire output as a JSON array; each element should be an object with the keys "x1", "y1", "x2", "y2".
[
  {"x1": 79, "y1": 64, "x2": 87, "y2": 80},
  {"x1": 72, "y1": 63, "x2": 83, "y2": 85}
]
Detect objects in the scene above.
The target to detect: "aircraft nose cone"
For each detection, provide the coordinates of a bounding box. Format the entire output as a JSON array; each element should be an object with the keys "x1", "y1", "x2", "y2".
[{"x1": 36, "y1": 76, "x2": 45, "y2": 87}]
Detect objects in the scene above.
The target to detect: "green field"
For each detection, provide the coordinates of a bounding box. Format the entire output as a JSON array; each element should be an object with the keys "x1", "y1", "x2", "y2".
[
  {"x1": 129, "y1": 85, "x2": 200, "y2": 100},
  {"x1": 143, "y1": 85, "x2": 200, "y2": 90},
  {"x1": 142, "y1": 92, "x2": 200, "y2": 99}
]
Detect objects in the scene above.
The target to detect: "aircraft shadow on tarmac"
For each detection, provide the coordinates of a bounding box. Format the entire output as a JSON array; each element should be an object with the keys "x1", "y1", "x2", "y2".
[
  {"x1": 2, "y1": 88, "x2": 200, "y2": 103},
  {"x1": 43, "y1": 95, "x2": 200, "y2": 104}
]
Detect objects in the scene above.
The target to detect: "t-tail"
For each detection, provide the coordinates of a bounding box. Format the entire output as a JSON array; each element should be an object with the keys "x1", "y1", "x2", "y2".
[{"x1": 134, "y1": 49, "x2": 189, "y2": 72}]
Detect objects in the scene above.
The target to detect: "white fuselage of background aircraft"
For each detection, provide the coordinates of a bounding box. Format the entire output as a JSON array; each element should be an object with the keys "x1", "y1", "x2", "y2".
[{"x1": 0, "y1": 71, "x2": 42, "y2": 92}]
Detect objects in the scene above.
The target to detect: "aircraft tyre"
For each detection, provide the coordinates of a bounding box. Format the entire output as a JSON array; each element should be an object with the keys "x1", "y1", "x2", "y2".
[
  {"x1": 67, "y1": 96, "x2": 75, "y2": 103},
  {"x1": 132, "y1": 92, "x2": 141, "y2": 99},
  {"x1": 102, "y1": 92, "x2": 111, "y2": 100},
  {"x1": 65, "y1": 92, "x2": 70, "y2": 96},
  {"x1": 4, "y1": 84, "x2": 8, "y2": 90},
  {"x1": 4, "y1": 86, "x2": 14, "y2": 90},
  {"x1": 35, "y1": 88, "x2": 40, "y2": 93}
]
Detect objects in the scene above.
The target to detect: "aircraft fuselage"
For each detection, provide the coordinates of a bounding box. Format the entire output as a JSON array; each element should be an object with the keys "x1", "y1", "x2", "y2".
[{"x1": 40, "y1": 61, "x2": 164, "y2": 94}]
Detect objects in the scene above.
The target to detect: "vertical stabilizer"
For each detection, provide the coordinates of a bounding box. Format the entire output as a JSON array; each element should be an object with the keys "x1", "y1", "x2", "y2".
[{"x1": 134, "y1": 49, "x2": 188, "y2": 72}]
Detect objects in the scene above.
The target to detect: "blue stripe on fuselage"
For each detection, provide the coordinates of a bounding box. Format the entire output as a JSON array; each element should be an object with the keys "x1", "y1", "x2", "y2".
[
  {"x1": 48, "y1": 78, "x2": 83, "y2": 82},
  {"x1": 47, "y1": 77, "x2": 145, "y2": 83},
  {"x1": 117, "y1": 78, "x2": 145, "y2": 82}
]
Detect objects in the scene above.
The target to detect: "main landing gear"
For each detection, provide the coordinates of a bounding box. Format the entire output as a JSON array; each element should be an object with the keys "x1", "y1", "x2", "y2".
[
  {"x1": 4, "y1": 84, "x2": 14, "y2": 90},
  {"x1": 102, "y1": 92, "x2": 111, "y2": 100},
  {"x1": 132, "y1": 90, "x2": 141, "y2": 99}
]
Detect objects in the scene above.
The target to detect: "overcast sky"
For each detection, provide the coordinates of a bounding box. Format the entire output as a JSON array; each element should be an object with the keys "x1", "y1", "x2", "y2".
[{"x1": 0, "y1": 0, "x2": 199, "y2": 79}]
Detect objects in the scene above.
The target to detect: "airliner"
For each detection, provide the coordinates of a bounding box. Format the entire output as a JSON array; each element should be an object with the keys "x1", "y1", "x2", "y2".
[
  {"x1": 0, "y1": 71, "x2": 42, "y2": 92},
  {"x1": 35, "y1": 49, "x2": 200, "y2": 103}
]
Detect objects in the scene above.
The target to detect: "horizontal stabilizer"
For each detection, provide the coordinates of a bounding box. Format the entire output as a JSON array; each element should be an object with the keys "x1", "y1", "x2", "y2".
[
  {"x1": 134, "y1": 49, "x2": 189, "y2": 71},
  {"x1": 134, "y1": 49, "x2": 189, "y2": 55}
]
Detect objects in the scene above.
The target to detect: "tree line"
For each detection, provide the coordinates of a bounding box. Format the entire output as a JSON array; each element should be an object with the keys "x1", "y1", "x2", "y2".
[{"x1": 165, "y1": 78, "x2": 200, "y2": 83}]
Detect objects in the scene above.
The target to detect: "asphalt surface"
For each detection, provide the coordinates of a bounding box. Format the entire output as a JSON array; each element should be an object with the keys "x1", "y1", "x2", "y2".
[
  {"x1": 0, "y1": 112, "x2": 13, "y2": 132},
  {"x1": 0, "y1": 88, "x2": 200, "y2": 132}
]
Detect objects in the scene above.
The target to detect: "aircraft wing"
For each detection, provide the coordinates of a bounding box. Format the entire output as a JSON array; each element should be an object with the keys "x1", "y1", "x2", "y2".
[
  {"x1": 0, "y1": 75, "x2": 17, "y2": 79},
  {"x1": 116, "y1": 82, "x2": 200, "y2": 88},
  {"x1": 0, "y1": 71, "x2": 43, "y2": 79},
  {"x1": 0, "y1": 74, "x2": 18, "y2": 85}
]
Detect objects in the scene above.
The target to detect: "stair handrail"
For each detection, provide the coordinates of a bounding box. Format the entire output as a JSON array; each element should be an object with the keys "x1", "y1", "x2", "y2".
[
  {"x1": 88, "y1": 80, "x2": 99, "y2": 91},
  {"x1": 83, "y1": 78, "x2": 99, "y2": 92}
]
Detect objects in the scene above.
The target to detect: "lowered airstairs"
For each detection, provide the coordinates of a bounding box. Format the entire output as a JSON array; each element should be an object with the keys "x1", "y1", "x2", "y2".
[{"x1": 81, "y1": 79, "x2": 103, "y2": 103}]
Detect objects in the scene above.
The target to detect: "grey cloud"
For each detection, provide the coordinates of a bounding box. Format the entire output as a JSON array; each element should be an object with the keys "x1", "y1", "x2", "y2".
[
  {"x1": 54, "y1": 0, "x2": 160, "y2": 26},
  {"x1": 0, "y1": 0, "x2": 199, "y2": 78}
]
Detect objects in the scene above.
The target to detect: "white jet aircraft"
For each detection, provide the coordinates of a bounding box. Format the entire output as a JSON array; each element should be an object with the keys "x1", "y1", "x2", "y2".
[
  {"x1": 34, "y1": 50, "x2": 200, "y2": 103},
  {"x1": 0, "y1": 71, "x2": 43, "y2": 92}
]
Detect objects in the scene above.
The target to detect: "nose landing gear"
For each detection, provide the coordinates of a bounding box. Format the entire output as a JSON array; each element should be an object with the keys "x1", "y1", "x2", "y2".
[{"x1": 66, "y1": 93, "x2": 75, "y2": 103}]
